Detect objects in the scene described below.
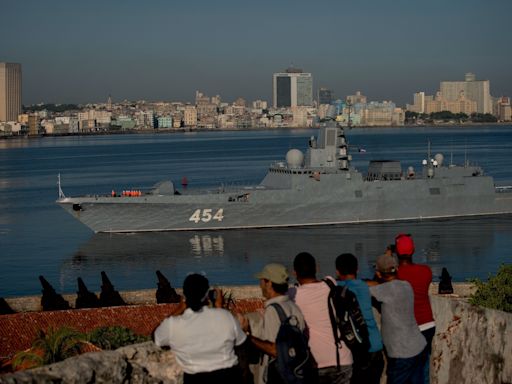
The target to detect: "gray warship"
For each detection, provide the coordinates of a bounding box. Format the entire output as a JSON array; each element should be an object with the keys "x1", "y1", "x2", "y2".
[{"x1": 57, "y1": 122, "x2": 512, "y2": 233}]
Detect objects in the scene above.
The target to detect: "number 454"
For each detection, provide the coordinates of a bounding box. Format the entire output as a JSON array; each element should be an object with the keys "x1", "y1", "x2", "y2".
[{"x1": 189, "y1": 208, "x2": 224, "y2": 223}]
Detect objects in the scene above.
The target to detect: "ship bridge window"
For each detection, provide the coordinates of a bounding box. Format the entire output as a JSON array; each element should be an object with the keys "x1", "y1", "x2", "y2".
[{"x1": 429, "y1": 188, "x2": 441, "y2": 195}]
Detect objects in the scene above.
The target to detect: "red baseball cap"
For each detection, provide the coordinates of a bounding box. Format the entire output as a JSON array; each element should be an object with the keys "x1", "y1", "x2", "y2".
[{"x1": 395, "y1": 233, "x2": 415, "y2": 256}]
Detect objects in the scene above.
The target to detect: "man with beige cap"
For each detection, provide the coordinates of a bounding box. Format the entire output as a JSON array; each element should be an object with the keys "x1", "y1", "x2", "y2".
[{"x1": 239, "y1": 263, "x2": 306, "y2": 384}]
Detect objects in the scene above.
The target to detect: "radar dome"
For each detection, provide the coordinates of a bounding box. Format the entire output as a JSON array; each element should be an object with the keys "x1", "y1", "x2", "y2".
[
  {"x1": 286, "y1": 149, "x2": 304, "y2": 168},
  {"x1": 434, "y1": 153, "x2": 444, "y2": 166}
]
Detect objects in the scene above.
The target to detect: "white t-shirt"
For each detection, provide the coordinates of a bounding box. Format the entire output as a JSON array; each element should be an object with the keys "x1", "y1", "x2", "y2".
[{"x1": 154, "y1": 306, "x2": 247, "y2": 374}]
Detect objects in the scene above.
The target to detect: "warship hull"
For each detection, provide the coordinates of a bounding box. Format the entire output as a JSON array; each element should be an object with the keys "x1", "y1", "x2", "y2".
[{"x1": 58, "y1": 173, "x2": 512, "y2": 233}]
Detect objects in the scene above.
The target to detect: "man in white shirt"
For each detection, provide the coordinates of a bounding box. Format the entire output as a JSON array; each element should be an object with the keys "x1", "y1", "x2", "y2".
[{"x1": 153, "y1": 273, "x2": 246, "y2": 384}]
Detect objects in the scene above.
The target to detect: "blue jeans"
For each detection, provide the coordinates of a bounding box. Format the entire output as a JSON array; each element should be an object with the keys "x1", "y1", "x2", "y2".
[
  {"x1": 421, "y1": 326, "x2": 436, "y2": 384},
  {"x1": 351, "y1": 350, "x2": 384, "y2": 384},
  {"x1": 386, "y1": 350, "x2": 426, "y2": 384}
]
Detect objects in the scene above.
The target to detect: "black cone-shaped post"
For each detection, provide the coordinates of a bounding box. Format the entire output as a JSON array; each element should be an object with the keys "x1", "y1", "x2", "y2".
[
  {"x1": 39, "y1": 275, "x2": 70, "y2": 311},
  {"x1": 0, "y1": 297, "x2": 15, "y2": 315},
  {"x1": 156, "y1": 270, "x2": 181, "y2": 304},
  {"x1": 75, "y1": 277, "x2": 101, "y2": 309},
  {"x1": 99, "y1": 271, "x2": 126, "y2": 307},
  {"x1": 438, "y1": 267, "x2": 454, "y2": 294}
]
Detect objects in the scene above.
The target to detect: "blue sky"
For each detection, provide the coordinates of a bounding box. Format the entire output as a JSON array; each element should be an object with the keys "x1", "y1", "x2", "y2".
[{"x1": 1, "y1": 0, "x2": 511, "y2": 106}]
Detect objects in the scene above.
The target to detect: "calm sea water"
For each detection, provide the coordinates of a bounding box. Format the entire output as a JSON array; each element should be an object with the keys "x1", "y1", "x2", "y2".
[{"x1": 1, "y1": 126, "x2": 512, "y2": 298}]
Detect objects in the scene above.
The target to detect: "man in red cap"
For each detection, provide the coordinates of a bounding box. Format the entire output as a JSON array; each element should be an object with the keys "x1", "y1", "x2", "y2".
[{"x1": 395, "y1": 234, "x2": 435, "y2": 384}]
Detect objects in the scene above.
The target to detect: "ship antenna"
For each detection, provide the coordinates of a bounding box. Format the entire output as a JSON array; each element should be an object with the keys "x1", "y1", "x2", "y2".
[
  {"x1": 427, "y1": 139, "x2": 431, "y2": 164},
  {"x1": 57, "y1": 173, "x2": 66, "y2": 199}
]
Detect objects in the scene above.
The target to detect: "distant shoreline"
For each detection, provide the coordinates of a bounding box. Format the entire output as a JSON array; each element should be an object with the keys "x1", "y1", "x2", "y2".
[{"x1": 1, "y1": 121, "x2": 512, "y2": 140}]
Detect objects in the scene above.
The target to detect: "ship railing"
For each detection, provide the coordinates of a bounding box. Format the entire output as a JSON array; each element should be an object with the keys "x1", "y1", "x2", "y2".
[
  {"x1": 495, "y1": 186, "x2": 512, "y2": 193},
  {"x1": 177, "y1": 180, "x2": 263, "y2": 195}
]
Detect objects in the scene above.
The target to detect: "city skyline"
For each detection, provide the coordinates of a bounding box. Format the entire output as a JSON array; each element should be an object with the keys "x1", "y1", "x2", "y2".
[{"x1": 1, "y1": 0, "x2": 511, "y2": 106}]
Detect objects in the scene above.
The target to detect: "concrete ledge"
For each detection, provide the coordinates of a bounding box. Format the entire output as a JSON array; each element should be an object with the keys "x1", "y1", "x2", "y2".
[{"x1": 3, "y1": 283, "x2": 473, "y2": 313}]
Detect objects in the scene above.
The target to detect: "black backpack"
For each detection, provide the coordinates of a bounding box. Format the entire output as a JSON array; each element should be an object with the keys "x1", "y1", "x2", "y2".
[
  {"x1": 323, "y1": 279, "x2": 371, "y2": 367},
  {"x1": 270, "y1": 303, "x2": 316, "y2": 384}
]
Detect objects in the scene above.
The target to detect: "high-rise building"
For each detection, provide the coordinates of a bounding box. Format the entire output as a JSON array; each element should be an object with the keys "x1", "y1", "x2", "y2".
[
  {"x1": 440, "y1": 73, "x2": 492, "y2": 114},
  {"x1": 318, "y1": 87, "x2": 333, "y2": 105},
  {"x1": 406, "y1": 92, "x2": 426, "y2": 113},
  {"x1": 273, "y1": 67, "x2": 313, "y2": 108},
  {"x1": 0, "y1": 62, "x2": 22, "y2": 122}
]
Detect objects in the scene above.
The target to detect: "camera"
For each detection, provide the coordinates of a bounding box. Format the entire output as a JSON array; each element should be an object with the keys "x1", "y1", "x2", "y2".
[{"x1": 208, "y1": 289, "x2": 217, "y2": 303}]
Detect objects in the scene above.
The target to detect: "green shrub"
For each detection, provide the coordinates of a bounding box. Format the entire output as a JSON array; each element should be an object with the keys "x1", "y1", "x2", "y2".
[
  {"x1": 469, "y1": 264, "x2": 512, "y2": 313},
  {"x1": 87, "y1": 326, "x2": 150, "y2": 350},
  {"x1": 12, "y1": 326, "x2": 85, "y2": 369}
]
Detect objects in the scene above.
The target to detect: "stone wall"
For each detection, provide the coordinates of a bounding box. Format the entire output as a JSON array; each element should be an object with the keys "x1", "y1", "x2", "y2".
[
  {"x1": 430, "y1": 295, "x2": 512, "y2": 384},
  {"x1": 0, "y1": 342, "x2": 183, "y2": 384}
]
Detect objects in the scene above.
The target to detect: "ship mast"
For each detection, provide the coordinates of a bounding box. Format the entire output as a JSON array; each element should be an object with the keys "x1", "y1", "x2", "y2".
[
  {"x1": 57, "y1": 174, "x2": 66, "y2": 199},
  {"x1": 337, "y1": 124, "x2": 350, "y2": 171}
]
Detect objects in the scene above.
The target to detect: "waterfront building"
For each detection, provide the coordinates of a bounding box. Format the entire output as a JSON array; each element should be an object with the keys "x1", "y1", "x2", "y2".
[
  {"x1": 183, "y1": 106, "x2": 197, "y2": 127},
  {"x1": 292, "y1": 107, "x2": 308, "y2": 127},
  {"x1": 96, "y1": 110, "x2": 112, "y2": 126},
  {"x1": 252, "y1": 100, "x2": 268, "y2": 110},
  {"x1": 211, "y1": 95, "x2": 222, "y2": 106},
  {"x1": 318, "y1": 87, "x2": 333, "y2": 105},
  {"x1": 406, "y1": 92, "x2": 426, "y2": 113},
  {"x1": 272, "y1": 67, "x2": 313, "y2": 108},
  {"x1": 495, "y1": 97, "x2": 511, "y2": 122},
  {"x1": 195, "y1": 91, "x2": 210, "y2": 105},
  {"x1": 346, "y1": 91, "x2": 367, "y2": 105},
  {"x1": 157, "y1": 116, "x2": 173, "y2": 128},
  {"x1": 111, "y1": 116, "x2": 136, "y2": 130},
  {"x1": 69, "y1": 117, "x2": 79, "y2": 133},
  {"x1": 362, "y1": 101, "x2": 399, "y2": 126},
  {"x1": 18, "y1": 113, "x2": 29, "y2": 124},
  {"x1": 0, "y1": 121, "x2": 22, "y2": 135},
  {"x1": 440, "y1": 73, "x2": 492, "y2": 114},
  {"x1": 28, "y1": 114, "x2": 39, "y2": 135},
  {"x1": 0, "y1": 62, "x2": 22, "y2": 122},
  {"x1": 317, "y1": 104, "x2": 331, "y2": 120},
  {"x1": 172, "y1": 113, "x2": 182, "y2": 128},
  {"x1": 424, "y1": 91, "x2": 477, "y2": 115}
]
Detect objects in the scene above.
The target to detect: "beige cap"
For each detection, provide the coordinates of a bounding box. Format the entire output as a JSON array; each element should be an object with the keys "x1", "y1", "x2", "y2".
[
  {"x1": 375, "y1": 253, "x2": 398, "y2": 273},
  {"x1": 254, "y1": 263, "x2": 289, "y2": 284}
]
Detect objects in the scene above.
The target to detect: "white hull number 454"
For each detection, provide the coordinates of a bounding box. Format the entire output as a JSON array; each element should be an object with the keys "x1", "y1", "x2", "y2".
[{"x1": 189, "y1": 208, "x2": 224, "y2": 223}]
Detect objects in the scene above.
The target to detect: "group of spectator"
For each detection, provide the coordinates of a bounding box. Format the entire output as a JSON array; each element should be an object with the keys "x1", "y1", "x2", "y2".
[{"x1": 153, "y1": 233, "x2": 435, "y2": 384}]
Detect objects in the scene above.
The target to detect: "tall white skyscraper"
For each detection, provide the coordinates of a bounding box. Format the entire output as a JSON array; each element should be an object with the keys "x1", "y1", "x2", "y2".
[
  {"x1": 0, "y1": 62, "x2": 22, "y2": 122},
  {"x1": 440, "y1": 73, "x2": 492, "y2": 114},
  {"x1": 273, "y1": 67, "x2": 313, "y2": 108}
]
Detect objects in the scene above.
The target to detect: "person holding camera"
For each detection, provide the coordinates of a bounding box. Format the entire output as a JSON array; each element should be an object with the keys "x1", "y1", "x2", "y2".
[{"x1": 153, "y1": 273, "x2": 246, "y2": 384}]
